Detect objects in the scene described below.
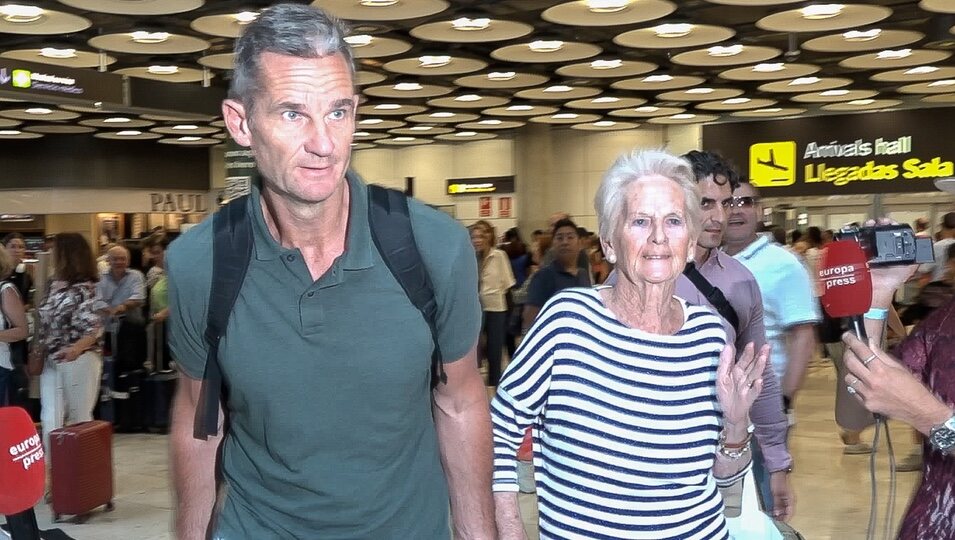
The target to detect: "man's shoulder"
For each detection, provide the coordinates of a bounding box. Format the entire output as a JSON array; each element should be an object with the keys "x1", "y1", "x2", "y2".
[
  {"x1": 715, "y1": 250, "x2": 759, "y2": 283},
  {"x1": 406, "y1": 197, "x2": 469, "y2": 256},
  {"x1": 166, "y1": 216, "x2": 214, "y2": 278},
  {"x1": 749, "y1": 239, "x2": 804, "y2": 272}
]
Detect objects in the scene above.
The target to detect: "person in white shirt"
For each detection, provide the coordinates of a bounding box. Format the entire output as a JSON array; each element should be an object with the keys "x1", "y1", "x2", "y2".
[{"x1": 471, "y1": 224, "x2": 515, "y2": 387}]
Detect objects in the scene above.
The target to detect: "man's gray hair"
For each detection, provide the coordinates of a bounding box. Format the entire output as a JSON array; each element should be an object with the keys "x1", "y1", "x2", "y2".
[
  {"x1": 230, "y1": 3, "x2": 355, "y2": 112},
  {"x1": 594, "y1": 148, "x2": 702, "y2": 243}
]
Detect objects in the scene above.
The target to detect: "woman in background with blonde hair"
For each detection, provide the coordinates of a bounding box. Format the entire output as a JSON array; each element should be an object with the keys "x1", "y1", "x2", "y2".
[{"x1": 470, "y1": 223, "x2": 515, "y2": 387}]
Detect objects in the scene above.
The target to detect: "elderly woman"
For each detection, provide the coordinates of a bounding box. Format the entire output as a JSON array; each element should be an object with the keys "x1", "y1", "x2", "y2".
[{"x1": 491, "y1": 149, "x2": 769, "y2": 539}]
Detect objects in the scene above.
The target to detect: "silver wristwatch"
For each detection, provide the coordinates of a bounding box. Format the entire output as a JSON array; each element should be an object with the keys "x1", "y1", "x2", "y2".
[{"x1": 929, "y1": 415, "x2": 955, "y2": 454}]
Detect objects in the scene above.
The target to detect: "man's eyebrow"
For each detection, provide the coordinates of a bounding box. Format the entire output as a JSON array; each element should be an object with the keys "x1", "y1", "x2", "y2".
[
  {"x1": 275, "y1": 100, "x2": 305, "y2": 111},
  {"x1": 332, "y1": 98, "x2": 355, "y2": 109}
]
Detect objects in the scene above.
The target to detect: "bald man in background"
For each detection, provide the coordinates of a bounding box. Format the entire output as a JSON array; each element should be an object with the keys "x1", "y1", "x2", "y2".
[{"x1": 96, "y1": 245, "x2": 146, "y2": 327}]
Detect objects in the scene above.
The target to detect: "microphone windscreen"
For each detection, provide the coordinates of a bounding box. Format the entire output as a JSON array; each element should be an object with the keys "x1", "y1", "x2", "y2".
[
  {"x1": 0, "y1": 407, "x2": 45, "y2": 515},
  {"x1": 819, "y1": 240, "x2": 873, "y2": 319}
]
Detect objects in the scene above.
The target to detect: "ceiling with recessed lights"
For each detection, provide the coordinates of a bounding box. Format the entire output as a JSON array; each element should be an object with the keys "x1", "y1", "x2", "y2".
[{"x1": 0, "y1": 0, "x2": 954, "y2": 147}]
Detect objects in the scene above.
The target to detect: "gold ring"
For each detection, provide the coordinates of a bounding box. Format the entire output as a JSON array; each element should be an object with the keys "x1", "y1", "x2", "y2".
[{"x1": 862, "y1": 353, "x2": 877, "y2": 367}]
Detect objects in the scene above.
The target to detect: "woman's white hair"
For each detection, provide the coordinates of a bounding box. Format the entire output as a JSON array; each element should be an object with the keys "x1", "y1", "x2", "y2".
[{"x1": 594, "y1": 148, "x2": 702, "y2": 247}]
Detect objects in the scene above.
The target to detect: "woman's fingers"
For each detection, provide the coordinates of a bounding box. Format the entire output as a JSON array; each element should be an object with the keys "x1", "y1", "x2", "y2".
[{"x1": 717, "y1": 342, "x2": 735, "y2": 383}]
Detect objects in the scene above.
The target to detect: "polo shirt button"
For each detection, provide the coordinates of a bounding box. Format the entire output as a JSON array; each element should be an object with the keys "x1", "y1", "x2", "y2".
[
  {"x1": 307, "y1": 292, "x2": 314, "y2": 297},
  {"x1": 286, "y1": 254, "x2": 295, "y2": 262}
]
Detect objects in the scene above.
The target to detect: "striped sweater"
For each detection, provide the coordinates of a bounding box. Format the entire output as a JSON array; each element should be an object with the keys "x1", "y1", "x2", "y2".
[{"x1": 491, "y1": 287, "x2": 747, "y2": 539}]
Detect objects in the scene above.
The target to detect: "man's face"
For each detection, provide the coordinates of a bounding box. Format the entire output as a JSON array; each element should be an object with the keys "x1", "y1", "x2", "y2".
[
  {"x1": 697, "y1": 174, "x2": 733, "y2": 251},
  {"x1": 553, "y1": 226, "x2": 579, "y2": 261},
  {"x1": 724, "y1": 182, "x2": 760, "y2": 244},
  {"x1": 109, "y1": 250, "x2": 129, "y2": 273},
  {"x1": 223, "y1": 52, "x2": 359, "y2": 206}
]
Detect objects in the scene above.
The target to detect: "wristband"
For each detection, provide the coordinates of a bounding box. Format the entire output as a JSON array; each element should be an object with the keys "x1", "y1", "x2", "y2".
[{"x1": 864, "y1": 307, "x2": 888, "y2": 320}]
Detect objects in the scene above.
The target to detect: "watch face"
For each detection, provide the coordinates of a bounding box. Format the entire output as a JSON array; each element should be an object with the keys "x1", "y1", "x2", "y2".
[{"x1": 930, "y1": 426, "x2": 955, "y2": 452}]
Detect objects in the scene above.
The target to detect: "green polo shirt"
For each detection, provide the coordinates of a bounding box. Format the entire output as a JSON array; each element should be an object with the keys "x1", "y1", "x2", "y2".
[{"x1": 167, "y1": 173, "x2": 481, "y2": 539}]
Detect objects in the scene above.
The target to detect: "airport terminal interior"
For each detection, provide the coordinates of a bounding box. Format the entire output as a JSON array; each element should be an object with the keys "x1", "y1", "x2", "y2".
[{"x1": 3, "y1": 0, "x2": 955, "y2": 539}]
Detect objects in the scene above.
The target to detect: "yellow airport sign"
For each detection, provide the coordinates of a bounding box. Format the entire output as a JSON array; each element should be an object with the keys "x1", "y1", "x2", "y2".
[{"x1": 749, "y1": 141, "x2": 796, "y2": 187}]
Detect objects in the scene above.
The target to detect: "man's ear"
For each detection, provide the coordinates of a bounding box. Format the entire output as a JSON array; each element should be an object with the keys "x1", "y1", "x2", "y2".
[{"x1": 222, "y1": 99, "x2": 252, "y2": 147}]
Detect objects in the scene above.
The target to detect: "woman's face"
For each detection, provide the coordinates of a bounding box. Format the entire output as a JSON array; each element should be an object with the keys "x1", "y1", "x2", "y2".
[
  {"x1": 470, "y1": 228, "x2": 489, "y2": 252},
  {"x1": 147, "y1": 245, "x2": 165, "y2": 268},
  {"x1": 4, "y1": 238, "x2": 25, "y2": 263},
  {"x1": 606, "y1": 175, "x2": 692, "y2": 286}
]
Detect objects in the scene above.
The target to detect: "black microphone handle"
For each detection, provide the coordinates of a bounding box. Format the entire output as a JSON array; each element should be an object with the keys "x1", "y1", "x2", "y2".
[
  {"x1": 848, "y1": 315, "x2": 869, "y2": 342},
  {"x1": 4, "y1": 508, "x2": 40, "y2": 540}
]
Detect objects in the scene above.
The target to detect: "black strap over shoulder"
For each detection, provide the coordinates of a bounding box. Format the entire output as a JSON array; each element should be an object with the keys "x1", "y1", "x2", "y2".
[
  {"x1": 683, "y1": 262, "x2": 740, "y2": 333},
  {"x1": 367, "y1": 184, "x2": 446, "y2": 388},
  {"x1": 195, "y1": 195, "x2": 252, "y2": 440}
]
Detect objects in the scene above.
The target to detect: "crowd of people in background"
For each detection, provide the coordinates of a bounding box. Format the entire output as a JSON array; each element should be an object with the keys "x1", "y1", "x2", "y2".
[{"x1": 0, "y1": 229, "x2": 174, "y2": 424}]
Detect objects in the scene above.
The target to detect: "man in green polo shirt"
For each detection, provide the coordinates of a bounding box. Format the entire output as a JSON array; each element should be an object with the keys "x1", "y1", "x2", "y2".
[{"x1": 166, "y1": 5, "x2": 495, "y2": 539}]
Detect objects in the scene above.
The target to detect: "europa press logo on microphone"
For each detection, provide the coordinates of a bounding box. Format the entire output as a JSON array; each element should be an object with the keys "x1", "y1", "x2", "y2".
[
  {"x1": 9, "y1": 433, "x2": 44, "y2": 471},
  {"x1": 819, "y1": 264, "x2": 859, "y2": 291}
]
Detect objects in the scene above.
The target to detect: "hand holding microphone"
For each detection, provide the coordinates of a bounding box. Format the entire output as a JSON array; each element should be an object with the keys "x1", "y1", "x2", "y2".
[{"x1": 841, "y1": 334, "x2": 953, "y2": 436}]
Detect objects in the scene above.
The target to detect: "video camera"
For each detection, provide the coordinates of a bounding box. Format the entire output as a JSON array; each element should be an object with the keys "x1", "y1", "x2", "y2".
[{"x1": 834, "y1": 224, "x2": 934, "y2": 267}]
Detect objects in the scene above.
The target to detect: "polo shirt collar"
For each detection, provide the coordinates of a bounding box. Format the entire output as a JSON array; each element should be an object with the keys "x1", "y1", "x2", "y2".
[
  {"x1": 250, "y1": 170, "x2": 375, "y2": 270},
  {"x1": 103, "y1": 269, "x2": 129, "y2": 283},
  {"x1": 734, "y1": 233, "x2": 770, "y2": 261},
  {"x1": 699, "y1": 247, "x2": 728, "y2": 270},
  {"x1": 550, "y1": 260, "x2": 575, "y2": 275}
]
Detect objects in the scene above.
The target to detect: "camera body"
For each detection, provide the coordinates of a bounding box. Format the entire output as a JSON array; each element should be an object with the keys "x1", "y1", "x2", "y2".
[{"x1": 834, "y1": 224, "x2": 934, "y2": 267}]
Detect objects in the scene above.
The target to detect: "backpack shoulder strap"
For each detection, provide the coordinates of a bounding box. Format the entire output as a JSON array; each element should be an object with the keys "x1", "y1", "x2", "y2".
[
  {"x1": 683, "y1": 262, "x2": 740, "y2": 333},
  {"x1": 366, "y1": 184, "x2": 446, "y2": 388},
  {"x1": 194, "y1": 195, "x2": 253, "y2": 439}
]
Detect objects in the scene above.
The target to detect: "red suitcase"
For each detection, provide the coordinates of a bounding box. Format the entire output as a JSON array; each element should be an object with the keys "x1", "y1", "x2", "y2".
[{"x1": 49, "y1": 420, "x2": 115, "y2": 522}]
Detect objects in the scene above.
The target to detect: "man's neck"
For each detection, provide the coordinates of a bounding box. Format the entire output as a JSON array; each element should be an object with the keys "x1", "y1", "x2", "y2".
[
  {"x1": 558, "y1": 257, "x2": 577, "y2": 274},
  {"x1": 722, "y1": 233, "x2": 758, "y2": 256},
  {"x1": 695, "y1": 245, "x2": 712, "y2": 266},
  {"x1": 261, "y1": 183, "x2": 349, "y2": 245},
  {"x1": 260, "y1": 182, "x2": 351, "y2": 279},
  {"x1": 110, "y1": 269, "x2": 126, "y2": 281}
]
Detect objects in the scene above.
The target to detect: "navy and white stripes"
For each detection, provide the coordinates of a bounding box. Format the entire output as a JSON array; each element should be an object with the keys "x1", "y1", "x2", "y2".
[{"x1": 492, "y1": 287, "x2": 745, "y2": 540}]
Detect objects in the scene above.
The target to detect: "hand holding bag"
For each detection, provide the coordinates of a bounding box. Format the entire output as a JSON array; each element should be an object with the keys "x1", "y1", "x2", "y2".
[
  {"x1": 26, "y1": 344, "x2": 44, "y2": 376},
  {"x1": 726, "y1": 469, "x2": 784, "y2": 540}
]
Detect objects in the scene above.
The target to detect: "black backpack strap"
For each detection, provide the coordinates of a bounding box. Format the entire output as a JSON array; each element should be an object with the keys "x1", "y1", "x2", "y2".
[
  {"x1": 194, "y1": 195, "x2": 253, "y2": 439},
  {"x1": 683, "y1": 262, "x2": 740, "y2": 333},
  {"x1": 367, "y1": 184, "x2": 446, "y2": 388}
]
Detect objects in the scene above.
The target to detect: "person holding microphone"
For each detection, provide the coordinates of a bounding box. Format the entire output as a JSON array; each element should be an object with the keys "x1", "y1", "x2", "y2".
[{"x1": 841, "y1": 219, "x2": 955, "y2": 539}]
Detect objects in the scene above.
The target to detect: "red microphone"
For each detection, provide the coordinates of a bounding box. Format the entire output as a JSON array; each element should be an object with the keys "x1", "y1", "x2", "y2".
[
  {"x1": 1, "y1": 406, "x2": 44, "y2": 540},
  {"x1": 818, "y1": 240, "x2": 873, "y2": 341}
]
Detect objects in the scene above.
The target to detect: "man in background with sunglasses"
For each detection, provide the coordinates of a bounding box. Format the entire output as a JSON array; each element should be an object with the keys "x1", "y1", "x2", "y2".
[
  {"x1": 723, "y1": 181, "x2": 821, "y2": 514},
  {"x1": 683, "y1": 151, "x2": 795, "y2": 522}
]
